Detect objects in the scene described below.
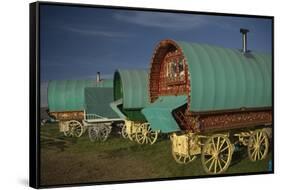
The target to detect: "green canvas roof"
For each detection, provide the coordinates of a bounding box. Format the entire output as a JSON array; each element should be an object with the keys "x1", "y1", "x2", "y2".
[
  {"x1": 141, "y1": 95, "x2": 187, "y2": 133},
  {"x1": 177, "y1": 41, "x2": 272, "y2": 112},
  {"x1": 114, "y1": 69, "x2": 149, "y2": 109},
  {"x1": 48, "y1": 79, "x2": 113, "y2": 112},
  {"x1": 84, "y1": 87, "x2": 118, "y2": 118},
  {"x1": 112, "y1": 69, "x2": 149, "y2": 121},
  {"x1": 151, "y1": 40, "x2": 272, "y2": 112}
]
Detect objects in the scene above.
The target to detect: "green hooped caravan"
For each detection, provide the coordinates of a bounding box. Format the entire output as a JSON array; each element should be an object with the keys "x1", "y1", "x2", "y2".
[
  {"x1": 110, "y1": 69, "x2": 159, "y2": 144},
  {"x1": 47, "y1": 76, "x2": 122, "y2": 141},
  {"x1": 141, "y1": 38, "x2": 272, "y2": 174}
]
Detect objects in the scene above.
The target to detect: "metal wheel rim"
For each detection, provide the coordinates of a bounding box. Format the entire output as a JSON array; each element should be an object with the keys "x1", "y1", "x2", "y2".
[
  {"x1": 248, "y1": 130, "x2": 269, "y2": 161},
  {"x1": 201, "y1": 134, "x2": 233, "y2": 175}
]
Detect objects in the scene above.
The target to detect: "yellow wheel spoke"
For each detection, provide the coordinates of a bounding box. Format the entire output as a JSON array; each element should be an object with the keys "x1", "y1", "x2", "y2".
[
  {"x1": 258, "y1": 131, "x2": 263, "y2": 141},
  {"x1": 208, "y1": 158, "x2": 215, "y2": 172},
  {"x1": 254, "y1": 149, "x2": 258, "y2": 160},
  {"x1": 183, "y1": 156, "x2": 187, "y2": 163},
  {"x1": 260, "y1": 136, "x2": 265, "y2": 143},
  {"x1": 259, "y1": 149, "x2": 264, "y2": 157},
  {"x1": 148, "y1": 137, "x2": 152, "y2": 144},
  {"x1": 212, "y1": 138, "x2": 216, "y2": 151},
  {"x1": 145, "y1": 137, "x2": 149, "y2": 144},
  {"x1": 214, "y1": 159, "x2": 218, "y2": 174},
  {"x1": 205, "y1": 156, "x2": 214, "y2": 165},
  {"x1": 220, "y1": 145, "x2": 229, "y2": 153},
  {"x1": 216, "y1": 136, "x2": 221, "y2": 151},
  {"x1": 219, "y1": 139, "x2": 226, "y2": 151},
  {"x1": 251, "y1": 148, "x2": 257, "y2": 159},
  {"x1": 178, "y1": 155, "x2": 182, "y2": 161},
  {"x1": 142, "y1": 136, "x2": 146, "y2": 144}
]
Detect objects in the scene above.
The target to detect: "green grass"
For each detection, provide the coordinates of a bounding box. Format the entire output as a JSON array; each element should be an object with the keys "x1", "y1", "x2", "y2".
[{"x1": 40, "y1": 123, "x2": 272, "y2": 186}]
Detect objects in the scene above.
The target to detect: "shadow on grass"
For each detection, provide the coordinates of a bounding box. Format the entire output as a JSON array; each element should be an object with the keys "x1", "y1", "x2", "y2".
[{"x1": 41, "y1": 134, "x2": 78, "y2": 152}]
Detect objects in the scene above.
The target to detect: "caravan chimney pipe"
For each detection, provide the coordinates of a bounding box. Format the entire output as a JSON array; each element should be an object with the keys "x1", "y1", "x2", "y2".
[
  {"x1": 96, "y1": 72, "x2": 100, "y2": 83},
  {"x1": 240, "y1": 28, "x2": 249, "y2": 53}
]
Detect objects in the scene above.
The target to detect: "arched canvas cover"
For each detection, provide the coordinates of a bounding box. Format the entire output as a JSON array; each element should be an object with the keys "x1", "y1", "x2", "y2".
[
  {"x1": 114, "y1": 69, "x2": 149, "y2": 109},
  {"x1": 149, "y1": 39, "x2": 272, "y2": 113},
  {"x1": 111, "y1": 69, "x2": 149, "y2": 121},
  {"x1": 48, "y1": 79, "x2": 113, "y2": 112}
]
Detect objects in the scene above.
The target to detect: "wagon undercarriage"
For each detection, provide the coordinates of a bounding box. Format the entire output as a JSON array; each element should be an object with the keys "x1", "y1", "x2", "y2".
[
  {"x1": 170, "y1": 108, "x2": 272, "y2": 174},
  {"x1": 120, "y1": 120, "x2": 159, "y2": 145},
  {"x1": 170, "y1": 126, "x2": 271, "y2": 174}
]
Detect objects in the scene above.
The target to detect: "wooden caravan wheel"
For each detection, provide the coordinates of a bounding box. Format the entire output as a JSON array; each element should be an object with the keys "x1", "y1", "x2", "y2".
[
  {"x1": 127, "y1": 124, "x2": 137, "y2": 142},
  {"x1": 68, "y1": 120, "x2": 83, "y2": 137},
  {"x1": 62, "y1": 121, "x2": 71, "y2": 137},
  {"x1": 201, "y1": 134, "x2": 233, "y2": 174},
  {"x1": 88, "y1": 126, "x2": 99, "y2": 142},
  {"x1": 121, "y1": 123, "x2": 129, "y2": 139},
  {"x1": 248, "y1": 130, "x2": 269, "y2": 161},
  {"x1": 136, "y1": 123, "x2": 158, "y2": 145},
  {"x1": 172, "y1": 151, "x2": 196, "y2": 164},
  {"x1": 63, "y1": 129, "x2": 71, "y2": 137},
  {"x1": 99, "y1": 125, "x2": 112, "y2": 142}
]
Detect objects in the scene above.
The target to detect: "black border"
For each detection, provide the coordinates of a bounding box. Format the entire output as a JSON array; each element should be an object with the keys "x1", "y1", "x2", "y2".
[
  {"x1": 30, "y1": 2, "x2": 40, "y2": 188},
  {"x1": 29, "y1": 1, "x2": 274, "y2": 189}
]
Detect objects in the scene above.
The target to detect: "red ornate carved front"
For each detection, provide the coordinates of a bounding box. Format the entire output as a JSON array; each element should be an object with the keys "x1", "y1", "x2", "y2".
[
  {"x1": 158, "y1": 50, "x2": 188, "y2": 96},
  {"x1": 149, "y1": 40, "x2": 190, "y2": 103}
]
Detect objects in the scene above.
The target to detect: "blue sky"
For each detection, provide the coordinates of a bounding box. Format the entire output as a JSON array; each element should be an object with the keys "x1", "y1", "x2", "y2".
[{"x1": 40, "y1": 4, "x2": 272, "y2": 107}]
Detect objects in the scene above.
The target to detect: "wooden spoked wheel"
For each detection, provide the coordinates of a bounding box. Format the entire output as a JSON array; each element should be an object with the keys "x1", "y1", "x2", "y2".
[
  {"x1": 68, "y1": 120, "x2": 84, "y2": 137},
  {"x1": 63, "y1": 129, "x2": 71, "y2": 137},
  {"x1": 99, "y1": 125, "x2": 111, "y2": 142},
  {"x1": 128, "y1": 132, "x2": 137, "y2": 141},
  {"x1": 172, "y1": 151, "x2": 196, "y2": 164},
  {"x1": 136, "y1": 123, "x2": 158, "y2": 145},
  {"x1": 201, "y1": 134, "x2": 233, "y2": 174},
  {"x1": 248, "y1": 130, "x2": 269, "y2": 161},
  {"x1": 62, "y1": 122, "x2": 71, "y2": 137},
  {"x1": 121, "y1": 124, "x2": 129, "y2": 139},
  {"x1": 88, "y1": 124, "x2": 112, "y2": 142},
  {"x1": 88, "y1": 126, "x2": 99, "y2": 142},
  {"x1": 127, "y1": 125, "x2": 137, "y2": 142}
]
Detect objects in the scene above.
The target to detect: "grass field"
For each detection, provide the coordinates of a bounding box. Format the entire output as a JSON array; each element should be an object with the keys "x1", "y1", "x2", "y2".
[{"x1": 40, "y1": 123, "x2": 272, "y2": 186}]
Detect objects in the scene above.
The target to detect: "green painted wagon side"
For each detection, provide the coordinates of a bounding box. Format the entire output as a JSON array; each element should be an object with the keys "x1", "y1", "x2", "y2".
[
  {"x1": 48, "y1": 79, "x2": 113, "y2": 112},
  {"x1": 177, "y1": 41, "x2": 272, "y2": 112},
  {"x1": 84, "y1": 87, "x2": 118, "y2": 118},
  {"x1": 112, "y1": 69, "x2": 149, "y2": 121}
]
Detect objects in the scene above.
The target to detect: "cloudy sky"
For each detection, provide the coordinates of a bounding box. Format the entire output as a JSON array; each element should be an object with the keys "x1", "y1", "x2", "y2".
[{"x1": 40, "y1": 4, "x2": 272, "y2": 107}]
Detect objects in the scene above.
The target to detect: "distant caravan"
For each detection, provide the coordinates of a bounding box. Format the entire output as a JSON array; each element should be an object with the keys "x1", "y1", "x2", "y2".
[
  {"x1": 110, "y1": 69, "x2": 159, "y2": 145},
  {"x1": 47, "y1": 76, "x2": 123, "y2": 142}
]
